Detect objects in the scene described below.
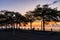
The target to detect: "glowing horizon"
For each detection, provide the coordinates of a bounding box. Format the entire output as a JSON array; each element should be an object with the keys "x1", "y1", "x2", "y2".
[{"x1": 19, "y1": 21, "x2": 60, "y2": 31}]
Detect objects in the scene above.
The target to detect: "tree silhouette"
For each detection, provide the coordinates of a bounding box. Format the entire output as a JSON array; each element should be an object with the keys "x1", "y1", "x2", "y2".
[
  {"x1": 0, "y1": 14, "x2": 7, "y2": 27},
  {"x1": 0, "y1": 10, "x2": 28, "y2": 29},
  {"x1": 13, "y1": 12, "x2": 27, "y2": 28},
  {"x1": 25, "y1": 11, "x2": 36, "y2": 29},
  {"x1": 26, "y1": 4, "x2": 60, "y2": 31}
]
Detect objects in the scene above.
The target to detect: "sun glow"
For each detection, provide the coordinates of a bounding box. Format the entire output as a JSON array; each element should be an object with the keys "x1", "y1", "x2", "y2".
[{"x1": 19, "y1": 21, "x2": 60, "y2": 31}]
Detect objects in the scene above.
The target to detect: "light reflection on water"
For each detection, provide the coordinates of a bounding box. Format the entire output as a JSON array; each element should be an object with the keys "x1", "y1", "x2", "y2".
[
  {"x1": 0, "y1": 26, "x2": 60, "y2": 32},
  {"x1": 20, "y1": 26, "x2": 60, "y2": 31}
]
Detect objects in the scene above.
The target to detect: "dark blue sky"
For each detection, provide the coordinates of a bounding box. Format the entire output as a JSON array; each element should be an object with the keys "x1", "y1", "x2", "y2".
[{"x1": 0, "y1": 0, "x2": 60, "y2": 15}]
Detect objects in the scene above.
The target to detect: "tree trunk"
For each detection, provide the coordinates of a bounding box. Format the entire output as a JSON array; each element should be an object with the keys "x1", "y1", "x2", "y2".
[
  {"x1": 12, "y1": 23, "x2": 16, "y2": 35},
  {"x1": 42, "y1": 19, "x2": 45, "y2": 31},
  {"x1": 5, "y1": 23, "x2": 7, "y2": 29},
  {"x1": 30, "y1": 22, "x2": 32, "y2": 30}
]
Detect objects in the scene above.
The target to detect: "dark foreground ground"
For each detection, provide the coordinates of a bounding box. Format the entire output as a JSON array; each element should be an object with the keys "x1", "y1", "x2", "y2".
[{"x1": 0, "y1": 28, "x2": 60, "y2": 40}]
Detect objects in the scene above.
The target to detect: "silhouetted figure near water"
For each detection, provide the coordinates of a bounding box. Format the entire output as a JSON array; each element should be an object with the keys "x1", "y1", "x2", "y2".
[{"x1": 51, "y1": 28, "x2": 53, "y2": 32}]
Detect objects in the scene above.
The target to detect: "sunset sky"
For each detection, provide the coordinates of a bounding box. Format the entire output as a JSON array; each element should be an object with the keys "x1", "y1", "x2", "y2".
[{"x1": 0, "y1": 0, "x2": 60, "y2": 15}]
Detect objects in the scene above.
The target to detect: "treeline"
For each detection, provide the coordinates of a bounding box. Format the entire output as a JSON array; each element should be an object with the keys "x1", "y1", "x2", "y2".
[{"x1": 0, "y1": 4, "x2": 60, "y2": 31}]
